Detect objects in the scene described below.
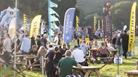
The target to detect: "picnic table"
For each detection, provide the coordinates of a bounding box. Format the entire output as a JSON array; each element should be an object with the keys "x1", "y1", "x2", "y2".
[
  {"x1": 126, "y1": 70, "x2": 138, "y2": 77},
  {"x1": 73, "y1": 64, "x2": 106, "y2": 77}
]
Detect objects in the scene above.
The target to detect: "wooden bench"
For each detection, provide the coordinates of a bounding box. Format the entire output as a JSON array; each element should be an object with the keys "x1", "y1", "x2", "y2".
[
  {"x1": 126, "y1": 61, "x2": 138, "y2": 77},
  {"x1": 73, "y1": 64, "x2": 106, "y2": 77},
  {"x1": 126, "y1": 70, "x2": 138, "y2": 77}
]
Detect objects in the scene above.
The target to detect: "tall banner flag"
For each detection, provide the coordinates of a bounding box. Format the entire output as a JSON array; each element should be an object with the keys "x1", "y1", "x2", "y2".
[
  {"x1": 63, "y1": 8, "x2": 76, "y2": 44},
  {"x1": 98, "y1": 20, "x2": 100, "y2": 29},
  {"x1": 93, "y1": 16, "x2": 97, "y2": 32},
  {"x1": 48, "y1": 0, "x2": 59, "y2": 41},
  {"x1": 76, "y1": 16, "x2": 79, "y2": 31},
  {"x1": 8, "y1": 18, "x2": 16, "y2": 39},
  {"x1": 128, "y1": 2, "x2": 137, "y2": 52},
  {"x1": 30, "y1": 15, "x2": 41, "y2": 38},
  {"x1": 23, "y1": 14, "x2": 27, "y2": 31}
]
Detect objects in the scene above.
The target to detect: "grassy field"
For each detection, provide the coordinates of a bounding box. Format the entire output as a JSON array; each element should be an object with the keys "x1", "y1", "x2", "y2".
[
  {"x1": 100, "y1": 57, "x2": 138, "y2": 77},
  {"x1": 1, "y1": 57, "x2": 138, "y2": 77},
  {"x1": 0, "y1": 37, "x2": 138, "y2": 77}
]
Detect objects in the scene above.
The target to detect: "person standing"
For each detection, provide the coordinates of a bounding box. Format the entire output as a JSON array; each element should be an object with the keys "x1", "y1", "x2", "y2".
[
  {"x1": 54, "y1": 47, "x2": 63, "y2": 66},
  {"x1": 31, "y1": 36, "x2": 36, "y2": 47},
  {"x1": 36, "y1": 35, "x2": 41, "y2": 49},
  {"x1": 3, "y1": 34, "x2": 12, "y2": 53},
  {"x1": 60, "y1": 44, "x2": 68, "y2": 56},
  {"x1": 121, "y1": 31, "x2": 129, "y2": 58},
  {"x1": 112, "y1": 32, "x2": 117, "y2": 49},
  {"x1": 46, "y1": 50, "x2": 58, "y2": 77},
  {"x1": 116, "y1": 31, "x2": 122, "y2": 56},
  {"x1": 41, "y1": 34, "x2": 47, "y2": 48}
]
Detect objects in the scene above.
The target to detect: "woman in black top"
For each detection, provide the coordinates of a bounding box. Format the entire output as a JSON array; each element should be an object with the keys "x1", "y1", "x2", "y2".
[
  {"x1": 54, "y1": 47, "x2": 63, "y2": 65},
  {"x1": 46, "y1": 50, "x2": 58, "y2": 77}
]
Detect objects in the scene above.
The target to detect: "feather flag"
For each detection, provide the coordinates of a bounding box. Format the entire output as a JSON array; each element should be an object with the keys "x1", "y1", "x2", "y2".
[
  {"x1": 76, "y1": 16, "x2": 79, "y2": 31},
  {"x1": 49, "y1": 8, "x2": 59, "y2": 17},
  {"x1": 23, "y1": 14, "x2": 27, "y2": 31},
  {"x1": 49, "y1": 0, "x2": 58, "y2": 8},
  {"x1": 30, "y1": 15, "x2": 41, "y2": 38},
  {"x1": 50, "y1": 15, "x2": 59, "y2": 21},
  {"x1": 93, "y1": 16, "x2": 97, "y2": 32},
  {"x1": 8, "y1": 18, "x2": 16, "y2": 39},
  {"x1": 128, "y1": 2, "x2": 137, "y2": 52},
  {"x1": 63, "y1": 8, "x2": 76, "y2": 44},
  {"x1": 48, "y1": 0, "x2": 59, "y2": 41}
]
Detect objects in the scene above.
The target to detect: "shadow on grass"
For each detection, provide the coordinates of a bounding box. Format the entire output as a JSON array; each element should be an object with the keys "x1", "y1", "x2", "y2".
[
  {"x1": 132, "y1": 57, "x2": 138, "y2": 59},
  {"x1": 122, "y1": 62, "x2": 135, "y2": 66},
  {"x1": 101, "y1": 74, "x2": 113, "y2": 77}
]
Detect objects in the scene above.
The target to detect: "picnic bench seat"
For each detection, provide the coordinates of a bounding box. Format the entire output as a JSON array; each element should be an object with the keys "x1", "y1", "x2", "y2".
[
  {"x1": 126, "y1": 70, "x2": 138, "y2": 77},
  {"x1": 73, "y1": 64, "x2": 106, "y2": 77},
  {"x1": 126, "y1": 61, "x2": 138, "y2": 77}
]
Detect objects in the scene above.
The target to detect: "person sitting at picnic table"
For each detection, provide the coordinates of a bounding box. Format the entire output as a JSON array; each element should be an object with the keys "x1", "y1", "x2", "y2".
[
  {"x1": 30, "y1": 46, "x2": 47, "y2": 69},
  {"x1": 98, "y1": 42, "x2": 110, "y2": 57},
  {"x1": 80, "y1": 40, "x2": 89, "y2": 56},
  {"x1": 28, "y1": 45, "x2": 38, "y2": 67},
  {"x1": 20, "y1": 34, "x2": 31, "y2": 54},
  {"x1": 106, "y1": 39, "x2": 117, "y2": 56},
  {"x1": 71, "y1": 46, "x2": 88, "y2": 66},
  {"x1": 36, "y1": 46, "x2": 47, "y2": 63},
  {"x1": 58, "y1": 50, "x2": 81, "y2": 77},
  {"x1": 90, "y1": 40, "x2": 100, "y2": 62},
  {"x1": 29, "y1": 45, "x2": 38, "y2": 55},
  {"x1": 92, "y1": 40, "x2": 99, "y2": 49}
]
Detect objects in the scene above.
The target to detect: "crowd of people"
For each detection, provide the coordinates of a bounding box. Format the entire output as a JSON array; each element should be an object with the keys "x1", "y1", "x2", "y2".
[{"x1": 0, "y1": 26, "x2": 129, "y2": 77}]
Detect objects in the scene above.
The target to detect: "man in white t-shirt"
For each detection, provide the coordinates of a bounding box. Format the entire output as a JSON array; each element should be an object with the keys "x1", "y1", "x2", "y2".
[{"x1": 71, "y1": 46, "x2": 88, "y2": 66}]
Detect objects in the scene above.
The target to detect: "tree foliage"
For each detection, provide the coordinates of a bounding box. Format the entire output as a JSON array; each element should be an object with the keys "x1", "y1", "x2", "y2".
[{"x1": 0, "y1": 0, "x2": 138, "y2": 28}]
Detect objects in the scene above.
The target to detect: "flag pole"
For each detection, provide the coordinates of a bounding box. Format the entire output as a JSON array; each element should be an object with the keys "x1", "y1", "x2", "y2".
[
  {"x1": 14, "y1": 0, "x2": 17, "y2": 77},
  {"x1": 48, "y1": 0, "x2": 51, "y2": 42}
]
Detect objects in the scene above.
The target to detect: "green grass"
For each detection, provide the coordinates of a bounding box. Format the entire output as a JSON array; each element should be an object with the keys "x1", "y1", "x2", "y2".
[
  {"x1": 100, "y1": 57, "x2": 138, "y2": 77},
  {"x1": 1, "y1": 58, "x2": 138, "y2": 77}
]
